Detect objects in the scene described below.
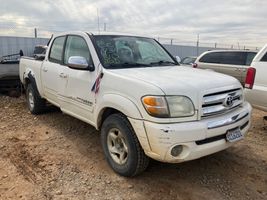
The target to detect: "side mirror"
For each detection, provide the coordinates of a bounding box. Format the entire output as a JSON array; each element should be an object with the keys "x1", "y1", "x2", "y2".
[
  {"x1": 67, "y1": 56, "x2": 94, "y2": 71},
  {"x1": 175, "y1": 56, "x2": 181, "y2": 63}
]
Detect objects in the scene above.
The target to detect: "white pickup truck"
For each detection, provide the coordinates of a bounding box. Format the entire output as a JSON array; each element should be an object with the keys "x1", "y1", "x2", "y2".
[{"x1": 20, "y1": 31, "x2": 252, "y2": 177}]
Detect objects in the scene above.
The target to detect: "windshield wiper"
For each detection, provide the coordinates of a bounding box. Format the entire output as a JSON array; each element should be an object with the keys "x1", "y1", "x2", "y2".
[
  {"x1": 149, "y1": 60, "x2": 177, "y2": 66},
  {"x1": 108, "y1": 62, "x2": 151, "y2": 69}
]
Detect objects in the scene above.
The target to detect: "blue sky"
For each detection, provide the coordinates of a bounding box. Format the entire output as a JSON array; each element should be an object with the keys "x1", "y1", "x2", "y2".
[{"x1": 0, "y1": 0, "x2": 266, "y2": 47}]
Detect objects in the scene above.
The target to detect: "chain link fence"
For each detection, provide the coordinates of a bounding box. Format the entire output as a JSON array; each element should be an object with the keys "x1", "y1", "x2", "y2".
[
  {"x1": 0, "y1": 26, "x2": 260, "y2": 59},
  {"x1": 0, "y1": 36, "x2": 49, "y2": 57}
]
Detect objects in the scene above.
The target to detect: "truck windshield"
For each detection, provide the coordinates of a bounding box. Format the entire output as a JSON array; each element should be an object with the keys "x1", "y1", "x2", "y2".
[{"x1": 92, "y1": 35, "x2": 177, "y2": 69}]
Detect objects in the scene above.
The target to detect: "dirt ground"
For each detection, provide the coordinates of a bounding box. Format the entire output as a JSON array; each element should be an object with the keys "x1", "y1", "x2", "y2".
[{"x1": 0, "y1": 95, "x2": 266, "y2": 200}]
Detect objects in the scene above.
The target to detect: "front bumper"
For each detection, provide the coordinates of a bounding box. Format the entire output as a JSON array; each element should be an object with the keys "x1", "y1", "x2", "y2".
[{"x1": 131, "y1": 102, "x2": 252, "y2": 163}]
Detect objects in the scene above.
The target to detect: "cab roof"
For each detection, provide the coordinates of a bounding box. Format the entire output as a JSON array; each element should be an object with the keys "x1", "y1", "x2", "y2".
[{"x1": 52, "y1": 31, "x2": 150, "y2": 39}]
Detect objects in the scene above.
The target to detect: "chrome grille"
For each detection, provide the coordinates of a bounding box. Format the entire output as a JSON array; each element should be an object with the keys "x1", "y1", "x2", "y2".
[{"x1": 202, "y1": 88, "x2": 243, "y2": 117}]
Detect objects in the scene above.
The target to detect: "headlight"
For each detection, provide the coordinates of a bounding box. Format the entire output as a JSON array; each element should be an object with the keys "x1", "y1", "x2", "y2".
[
  {"x1": 142, "y1": 96, "x2": 195, "y2": 118},
  {"x1": 166, "y1": 96, "x2": 195, "y2": 117}
]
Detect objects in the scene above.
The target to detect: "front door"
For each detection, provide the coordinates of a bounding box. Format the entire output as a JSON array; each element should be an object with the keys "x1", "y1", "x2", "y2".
[{"x1": 59, "y1": 35, "x2": 96, "y2": 123}]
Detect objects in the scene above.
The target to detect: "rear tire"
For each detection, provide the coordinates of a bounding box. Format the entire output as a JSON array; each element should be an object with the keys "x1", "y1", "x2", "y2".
[
  {"x1": 101, "y1": 113, "x2": 149, "y2": 177},
  {"x1": 26, "y1": 83, "x2": 46, "y2": 114}
]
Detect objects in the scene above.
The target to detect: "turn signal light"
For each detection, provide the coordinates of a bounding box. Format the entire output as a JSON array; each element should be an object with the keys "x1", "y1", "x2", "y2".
[{"x1": 142, "y1": 96, "x2": 169, "y2": 117}]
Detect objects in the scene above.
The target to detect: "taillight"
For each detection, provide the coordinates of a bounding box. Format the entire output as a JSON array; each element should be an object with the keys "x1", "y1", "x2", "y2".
[
  {"x1": 192, "y1": 63, "x2": 198, "y2": 68},
  {"x1": 245, "y1": 67, "x2": 256, "y2": 89}
]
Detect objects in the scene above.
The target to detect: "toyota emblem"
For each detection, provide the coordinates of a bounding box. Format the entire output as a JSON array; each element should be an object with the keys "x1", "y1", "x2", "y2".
[{"x1": 224, "y1": 95, "x2": 234, "y2": 107}]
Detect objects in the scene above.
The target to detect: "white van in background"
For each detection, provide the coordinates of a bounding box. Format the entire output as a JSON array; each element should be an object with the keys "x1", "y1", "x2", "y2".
[
  {"x1": 194, "y1": 50, "x2": 257, "y2": 89},
  {"x1": 245, "y1": 44, "x2": 267, "y2": 112}
]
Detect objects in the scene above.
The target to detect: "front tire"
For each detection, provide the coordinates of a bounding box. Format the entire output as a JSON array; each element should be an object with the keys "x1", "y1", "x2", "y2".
[
  {"x1": 26, "y1": 83, "x2": 46, "y2": 114},
  {"x1": 101, "y1": 113, "x2": 149, "y2": 177}
]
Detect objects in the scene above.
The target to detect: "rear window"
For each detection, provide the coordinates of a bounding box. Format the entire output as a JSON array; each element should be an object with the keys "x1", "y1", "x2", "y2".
[
  {"x1": 199, "y1": 52, "x2": 222, "y2": 63},
  {"x1": 49, "y1": 36, "x2": 65, "y2": 63},
  {"x1": 199, "y1": 51, "x2": 256, "y2": 66}
]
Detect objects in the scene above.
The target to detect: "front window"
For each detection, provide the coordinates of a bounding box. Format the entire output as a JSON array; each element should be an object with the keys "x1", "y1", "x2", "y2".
[
  {"x1": 92, "y1": 35, "x2": 177, "y2": 69},
  {"x1": 64, "y1": 35, "x2": 93, "y2": 65}
]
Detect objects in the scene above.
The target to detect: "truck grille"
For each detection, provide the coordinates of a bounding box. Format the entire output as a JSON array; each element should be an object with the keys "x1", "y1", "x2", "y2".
[{"x1": 202, "y1": 88, "x2": 243, "y2": 117}]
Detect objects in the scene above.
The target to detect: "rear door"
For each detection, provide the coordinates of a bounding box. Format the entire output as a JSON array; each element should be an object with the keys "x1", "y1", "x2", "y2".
[
  {"x1": 42, "y1": 36, "x2": 67, "y2": 106},
  {"x1": 197, "y1": 51, "x2": 246, "y2": 85}
]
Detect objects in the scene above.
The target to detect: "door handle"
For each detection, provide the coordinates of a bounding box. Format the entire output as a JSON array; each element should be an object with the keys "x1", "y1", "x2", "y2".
[
  {"x1": 59, "y1": 73, "x2": 67, "y2": 78},
  {"x1": 43, "y1": 67, "x2": 48, "y2": 72}
]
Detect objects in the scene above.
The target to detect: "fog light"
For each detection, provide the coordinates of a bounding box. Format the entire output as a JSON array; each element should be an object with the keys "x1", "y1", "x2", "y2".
[{"x1": 171, "y1": 145, "x2": 183, "y2": 157}]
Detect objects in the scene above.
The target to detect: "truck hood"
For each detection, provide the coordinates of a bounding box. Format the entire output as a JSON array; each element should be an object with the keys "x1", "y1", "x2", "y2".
[{"x1": 109, "y1": 66, "x2": 241, "y2": 96}]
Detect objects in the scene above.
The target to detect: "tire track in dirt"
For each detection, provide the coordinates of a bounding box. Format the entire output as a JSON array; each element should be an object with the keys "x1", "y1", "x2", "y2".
[{"x1": 5, "y1": 138, "x2": 47, "y2": 184}]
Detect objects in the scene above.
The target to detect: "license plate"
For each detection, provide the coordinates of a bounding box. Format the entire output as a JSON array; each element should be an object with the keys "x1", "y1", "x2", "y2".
[{"x1": 226, "y1": 128, "x2": 243, "y2": 142}]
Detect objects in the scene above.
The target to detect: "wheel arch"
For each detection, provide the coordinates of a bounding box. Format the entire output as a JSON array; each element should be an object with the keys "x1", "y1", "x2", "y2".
[
  {"x1": 23, "y1": 70, "x2": 42, "y2": 98},
  {"x1": 96, "y1": 94, "x2": 143, "y2": 130},
  {"x1": 22, "y1": 69, "x2": 35, "y2": 86}
]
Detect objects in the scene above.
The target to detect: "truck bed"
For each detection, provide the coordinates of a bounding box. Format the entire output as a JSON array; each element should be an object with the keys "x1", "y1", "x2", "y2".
[{"x1": 19, "y1": 56, "x2": 44, "y2": 95}]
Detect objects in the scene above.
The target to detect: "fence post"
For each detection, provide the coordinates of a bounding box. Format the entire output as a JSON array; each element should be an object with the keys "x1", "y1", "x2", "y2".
[
  {"x1": 196, "y1": 34, "x2": 199, "y2": 56},
  {"x1": 34, "y1": 28, "x2": 37, "y2": 38},
  {"x1": 104, "y1": 23, "x2": 107, "y2": 31}
]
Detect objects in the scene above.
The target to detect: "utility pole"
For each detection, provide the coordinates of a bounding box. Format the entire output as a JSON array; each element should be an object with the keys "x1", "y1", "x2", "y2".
[
  {"x1": 171, "y1": 39, "x2": 173, "y2": 45},
  {"x1": 97, "y1": 8, "x2": 100, "y2": 34},
  {"x1": 34, "y1": 28, "x2": 37, "y2": 38},
  {"x1": 196, "y1": 34, "x2": 199, "y2": 56},
  {"x1": 104, "y1": 23, "x2": 107, "y2": 31}
]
